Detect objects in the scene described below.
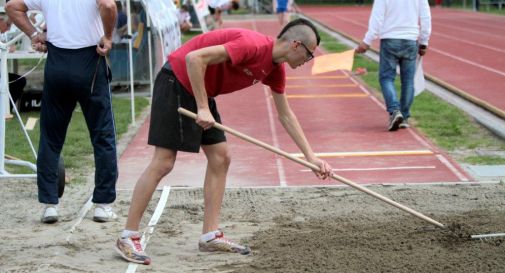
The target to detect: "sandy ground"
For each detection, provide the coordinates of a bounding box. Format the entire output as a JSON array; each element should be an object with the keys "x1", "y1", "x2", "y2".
[
  {"x1": 2, "y1": 101, "x2": 504, "y2": 273},
  {"x1": 1, "y1": 177, "x2": 504, "y2": 272}
]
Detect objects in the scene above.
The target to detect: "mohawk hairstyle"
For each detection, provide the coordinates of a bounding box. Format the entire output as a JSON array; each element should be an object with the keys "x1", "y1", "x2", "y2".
[{"x1": 277, "y1": 18, "x2": 320, "y2": 46}]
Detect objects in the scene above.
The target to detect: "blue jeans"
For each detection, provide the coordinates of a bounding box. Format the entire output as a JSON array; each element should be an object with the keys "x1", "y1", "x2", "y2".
[{"x1": 379, "y1": 39, "x2": 418, "y2": 119}]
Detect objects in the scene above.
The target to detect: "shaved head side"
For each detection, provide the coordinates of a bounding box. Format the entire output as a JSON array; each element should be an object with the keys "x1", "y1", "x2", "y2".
[{"x1": 277, "y1": 18, "x2": 320, "y2": 46}]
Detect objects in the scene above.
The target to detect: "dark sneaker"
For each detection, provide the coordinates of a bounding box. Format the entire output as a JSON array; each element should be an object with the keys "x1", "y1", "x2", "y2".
[
  {"x1": 399, "y1": 119, "x2": 410, "y2": 129},
  {"x1": 115, "y1": 235, "x2": 151, "y2": 265},
  {"x1": 388, "y1": 110, "x2": 404, "y2": 131},
  {"x1": 198, "y1": 231, "x2": 251, "y2": 255}
]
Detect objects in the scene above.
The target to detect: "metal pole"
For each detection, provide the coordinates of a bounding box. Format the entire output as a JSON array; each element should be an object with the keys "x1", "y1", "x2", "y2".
[
  {"x1": 126, "y1": 0, "x2": 136, "y2": 125},
  {"x1": 0, "y1": 49, "x2": 8, "y2": 174}
]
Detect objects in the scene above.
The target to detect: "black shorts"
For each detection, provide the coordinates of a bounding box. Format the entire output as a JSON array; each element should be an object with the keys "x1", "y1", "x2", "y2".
[{"x1": 148, "y1": 67, "x2": 226, "y2": 153}]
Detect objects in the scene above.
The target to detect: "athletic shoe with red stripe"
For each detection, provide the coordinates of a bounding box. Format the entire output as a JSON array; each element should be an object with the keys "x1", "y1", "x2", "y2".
[
  {"x1": 115, "y1": 235, "x2": 151, "y2": 265},
  {"x1": 198, "y1": 231, "x2": 251, "y2": 255}
]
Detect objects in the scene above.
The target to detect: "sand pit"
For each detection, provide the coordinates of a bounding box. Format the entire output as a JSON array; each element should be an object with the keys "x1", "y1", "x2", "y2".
[{"x1": 1, "y1": 179, "x2": 504, "y2": 272}]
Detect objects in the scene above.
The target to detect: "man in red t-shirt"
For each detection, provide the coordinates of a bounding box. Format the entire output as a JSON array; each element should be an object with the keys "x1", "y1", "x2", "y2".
[{"x1": 115, "y1": 18, "x2": 333, "y2": 265}]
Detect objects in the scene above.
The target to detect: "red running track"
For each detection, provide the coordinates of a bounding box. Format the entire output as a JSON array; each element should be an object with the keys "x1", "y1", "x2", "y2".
[
  {"x1": 300, "y1": 5, "x2": 505, "y2": 118},
  {"x1": 117, "y1": 17, "x2": 471, "y2": 190}
]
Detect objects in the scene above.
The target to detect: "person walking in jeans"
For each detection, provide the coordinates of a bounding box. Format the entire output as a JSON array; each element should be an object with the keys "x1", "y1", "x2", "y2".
[
  {"x1": 6, "y1": 0, "x2": 119, "y2": 223},
  {"x1": 355, "y1": 0, "x2": 431, "y2": 131}
]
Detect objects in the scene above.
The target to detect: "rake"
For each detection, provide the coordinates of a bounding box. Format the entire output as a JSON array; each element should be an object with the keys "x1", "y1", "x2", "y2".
[{"x1": 178, "y1": 107, "x2": 505, "y2": 240}]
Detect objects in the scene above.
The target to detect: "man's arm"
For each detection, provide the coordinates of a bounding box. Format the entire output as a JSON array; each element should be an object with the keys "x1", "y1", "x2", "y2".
[
  {"x1": 355, "y1": 0, "x2": 385, "y2": 53},
  {"x1": 96, "y1": 0, "x2": 117, "y2": 56},
  {"x1": 271, "y1": 91, "x2": 332, "y2": 179},
  {"x1": 185, "y1": 45, "x2": 230, "y2": 130},
  {"x1": 5, "y1": 0, "x2": 35, "y2": 37},
  {"x1": 418, "y1": 0, "x2": 432, "y2": 56},
  {"x1": 5, "y1": 0, "x2": 46, "y2": 52}
]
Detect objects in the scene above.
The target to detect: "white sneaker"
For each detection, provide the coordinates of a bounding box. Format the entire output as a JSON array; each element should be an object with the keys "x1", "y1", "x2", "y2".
[
  {"x1": 93, "y1": 204, "x2": 117, "y2": 222},
  {"x1": 41, "y1": 205, "x2": 58, "y2": 224}
]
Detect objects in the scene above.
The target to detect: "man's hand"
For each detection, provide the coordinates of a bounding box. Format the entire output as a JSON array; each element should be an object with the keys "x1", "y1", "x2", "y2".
[
  {"x1": 355, "y1": 41, "x2": 369, "y2": 54},
  {"x1": 97, "y1": 36, "x2": 113, "y2": 56},
  {"x1": 418, "y1": 44, "x2": 428, "y2": 56},
  {"x1": 31, "y1": 32, "x2": 47, "y2": 52},
  {"x1": 196, "y1": 108, "x2": 215, "y2": 130},
  {"x1": 308, "y1": 157, "x2": 333, "y2": 180}
]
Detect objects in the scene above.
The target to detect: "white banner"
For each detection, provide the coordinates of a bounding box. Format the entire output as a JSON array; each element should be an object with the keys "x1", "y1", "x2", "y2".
[
  {"x1": 141, "y1": 0, "x2": 181, "y2": 58},
  {"x1": 193, "y1": 0, "x2": 210, "y2": 33}
]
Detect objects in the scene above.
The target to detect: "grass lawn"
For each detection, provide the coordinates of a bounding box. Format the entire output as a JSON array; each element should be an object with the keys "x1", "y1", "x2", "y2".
[
  {"x1": 181, "y1": 30, "x2": 201, "y2": 43},
  {"x1": 5, "y1": 97, "x2": 150, "y2": 183},
  {"x1": 318, "y1": 30, "x2": 505, "y2": 165}
]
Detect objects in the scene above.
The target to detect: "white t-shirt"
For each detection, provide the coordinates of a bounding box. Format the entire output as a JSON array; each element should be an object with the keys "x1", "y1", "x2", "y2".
[
  {"x1": 24, "y1": 0, "x2": 104, "y2": 49},
  {"x1": 208, "y1": 0, "x2": 232, "y2": 10},
  {"x1": 177, "y1": 10, "x2": 191, "y2": 25}
]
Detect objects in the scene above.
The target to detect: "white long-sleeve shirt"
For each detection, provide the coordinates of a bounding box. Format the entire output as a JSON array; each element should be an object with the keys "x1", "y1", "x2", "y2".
[{"x1": 363, "y1": 0, "x2": 432, "y2": 46}]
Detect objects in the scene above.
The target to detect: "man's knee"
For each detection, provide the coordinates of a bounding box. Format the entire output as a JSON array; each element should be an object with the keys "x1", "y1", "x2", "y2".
[
  {"x1": 208, "y1": 148, "x2": 231, "y2": 169},
  {"x1": 153, "y1": 161, "x2": 174, "y2": 178},
  {"x1": 150, "y1": 149, "x2": 176, "y2": 178}
]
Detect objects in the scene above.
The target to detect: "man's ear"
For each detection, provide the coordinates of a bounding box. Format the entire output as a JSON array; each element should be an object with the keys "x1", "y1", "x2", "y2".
[{"x1": 290, "y1": 40, "x2": 298, "y2": 50}]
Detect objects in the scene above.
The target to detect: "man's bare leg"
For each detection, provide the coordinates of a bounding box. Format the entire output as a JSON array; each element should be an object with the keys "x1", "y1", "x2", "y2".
[
  {"x1": 201, "y1": 142, "x2": 231, "y2": 233},
  {"x1": 125, "y1": 147, "x2": 177, "y2": 231}
]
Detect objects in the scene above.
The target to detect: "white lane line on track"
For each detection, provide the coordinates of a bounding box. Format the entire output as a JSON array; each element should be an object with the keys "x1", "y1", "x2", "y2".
[
  {"x1": 66, "y1": 196, "x2": 93, "y2": 243},
  {"x1": 252, "y1": 18, "x2": 287, "y2": 187},
  {"x1": 436, "y1": 154, "x2": 469, "y2": 182},
  {"x1": 345, "y1": 71, "x2": 386, "y2": 110},
  {"x1": 430, "y1": 47, "x2": 505, "y2": 78},
  {"x1": 433, "y1": 32, "x2": 505, "y2": 54},
  {"x1": 406, "y1": 128, "x2": 433, "y2": 150},
  {"x1": 333, "y1": 16, "x2": 505, "y2": 77},
  {"x1": 437, "y1": 23, "x2": 505, "y2": 40},
  {"x1": 299, "y1": 165, "x2": 436, "y2": 172},
  {"x1": 347, "y1": 72, "x2": 371, "y2": 95},
  {"x1": 337, "y1": 14, "x2": 505, "y2": 40},
  {"x1": 263, "y1": 85, "x2": 287, "y2": 187},
  {"x1": 340, "y1": 14, "x2": 505, "y2": 53},
  {"x1": 126, "y1": 186, "x2": 171, "y2": 273}
]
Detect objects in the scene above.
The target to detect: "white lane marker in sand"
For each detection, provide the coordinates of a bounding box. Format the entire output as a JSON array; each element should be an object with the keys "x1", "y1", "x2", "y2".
[
  {"x1": 66, "y1": 196, "x2": 93, "y2": 243},
  {"x1": 125, "y1": 186, "x2": 171, "y2": 273}
]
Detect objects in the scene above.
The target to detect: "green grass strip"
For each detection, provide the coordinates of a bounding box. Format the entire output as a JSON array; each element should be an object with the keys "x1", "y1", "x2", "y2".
[{"x1": 5, "y1": 97, "x2": 150, "y2": 182}]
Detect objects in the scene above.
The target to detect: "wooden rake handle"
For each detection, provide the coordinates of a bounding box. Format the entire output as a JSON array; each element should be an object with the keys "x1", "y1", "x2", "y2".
[{"x1": 178, "y1": 107, "x2": 445, "y2": 229}]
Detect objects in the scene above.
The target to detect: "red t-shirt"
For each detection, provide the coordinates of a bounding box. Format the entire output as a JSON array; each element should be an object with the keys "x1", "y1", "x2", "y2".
[{"x1": 168, "y1": 28, "x2": 285, "y2": 97}]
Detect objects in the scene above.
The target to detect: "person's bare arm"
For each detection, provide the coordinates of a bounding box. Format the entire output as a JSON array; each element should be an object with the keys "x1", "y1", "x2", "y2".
[
  {"x1": 6, "y1": 0, "x2": 35, "y2": 37},
  {"x1": 185, "y1": 45, "x2": 230, "y2": 130},
  {"x1": 6, "y1": 0, "x2": 46, "y2": 52},
  {"x1": 271, "y1": 91, "x2": 332, "y2": 179},
  {"x1": 96, "y1": 0, "x2": 117, "y2": 55}
]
